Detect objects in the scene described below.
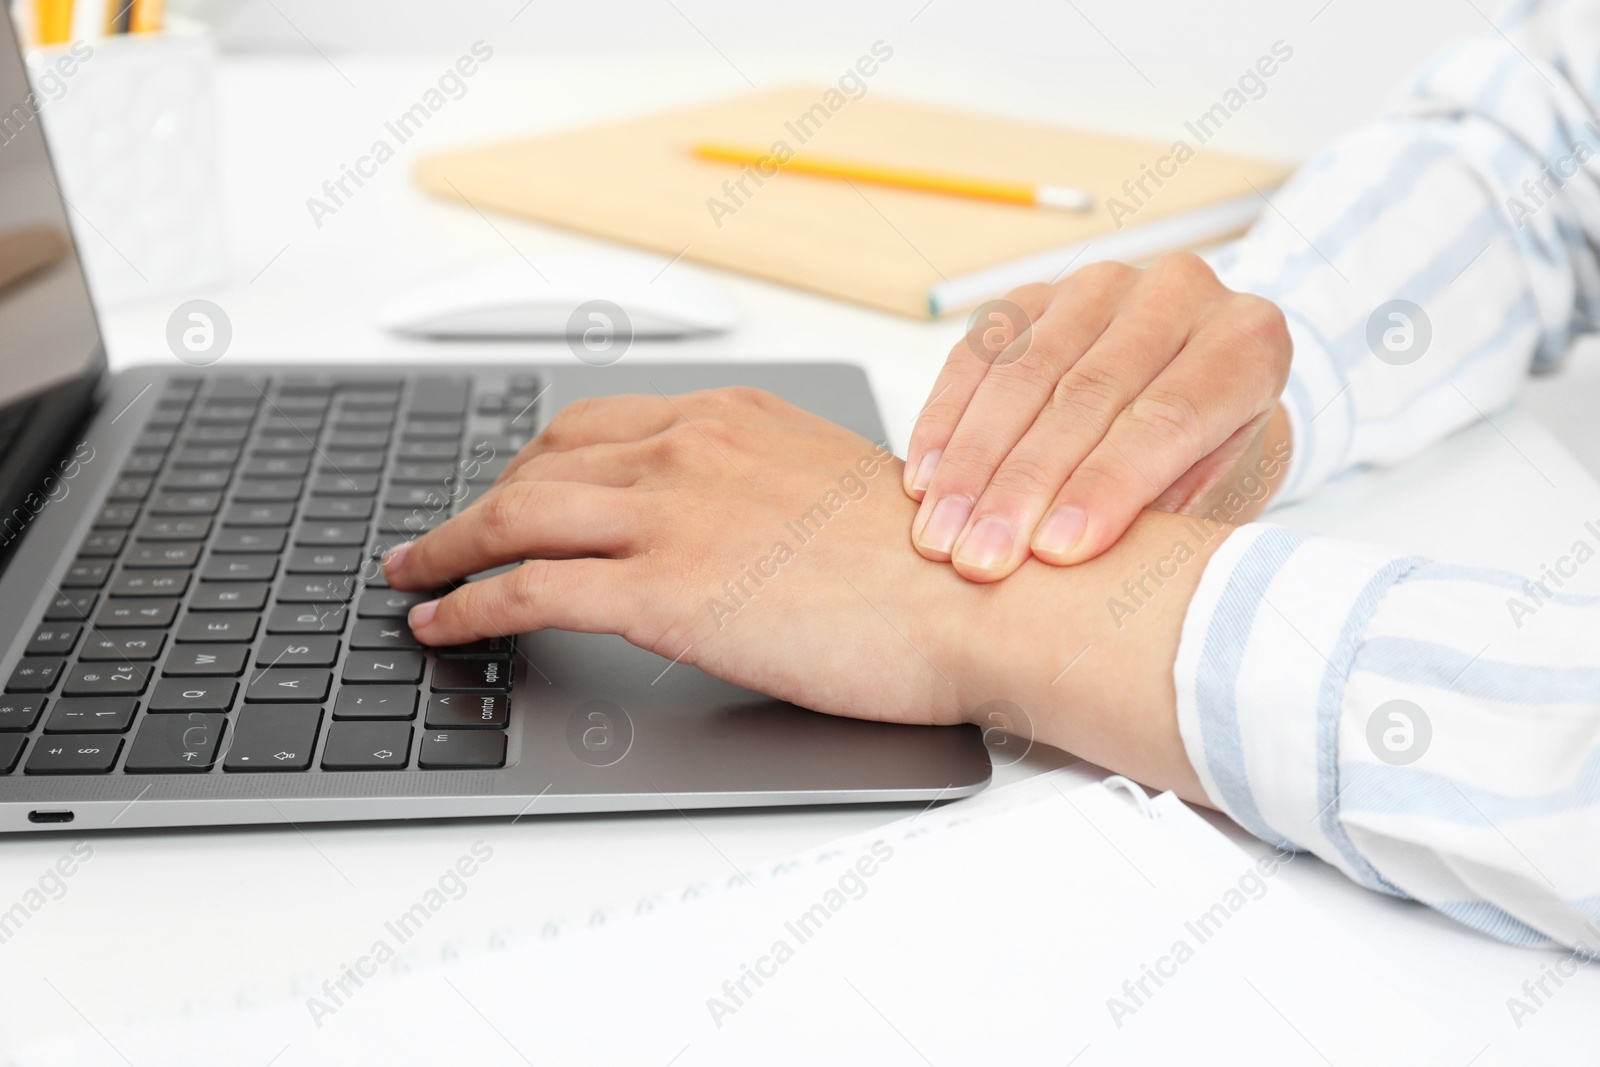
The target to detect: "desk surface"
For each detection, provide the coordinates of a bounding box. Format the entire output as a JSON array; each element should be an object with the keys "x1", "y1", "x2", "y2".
[{"x1": 10, "y1": 51, "x2": 1599, "y2": 1058}]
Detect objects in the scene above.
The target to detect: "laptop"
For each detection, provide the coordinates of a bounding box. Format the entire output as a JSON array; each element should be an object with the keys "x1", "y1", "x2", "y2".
[{"x1": 0, "y1": 20, "x2": 989, "y2": 833}]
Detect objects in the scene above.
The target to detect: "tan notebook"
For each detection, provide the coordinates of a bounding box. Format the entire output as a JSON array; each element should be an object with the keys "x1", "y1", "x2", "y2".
[{"x1": 415, "y1": 86, "x2": 1294, "y2": 319}]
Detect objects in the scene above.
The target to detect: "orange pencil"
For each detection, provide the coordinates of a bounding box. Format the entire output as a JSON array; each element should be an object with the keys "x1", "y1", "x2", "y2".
[{"x1": 692, "y1": 141, "x2": 1094, "y2": 212}]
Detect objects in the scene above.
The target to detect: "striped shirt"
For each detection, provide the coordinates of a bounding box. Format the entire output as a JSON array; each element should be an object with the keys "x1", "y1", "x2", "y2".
[{"x1": 1178, "y1": 0, "x2": 1600, "y2": 951}]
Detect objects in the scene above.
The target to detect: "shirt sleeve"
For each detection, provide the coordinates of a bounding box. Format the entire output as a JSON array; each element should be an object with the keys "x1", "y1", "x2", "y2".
[
  {"x1": 1208, "y1": 0, "x2": 1600, "y2": 503},
  {"x1": 1174, "y1": 522, "x2": 1600, "y2": 952}
]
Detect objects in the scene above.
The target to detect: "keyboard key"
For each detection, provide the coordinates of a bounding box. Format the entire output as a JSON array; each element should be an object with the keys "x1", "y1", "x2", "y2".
[
  {"x1": 0, "y1": 736, "x2": 24, "y2": 773},
  {"x1": 148, "y1": 678, "x2": 236, "y2": 712},
  {"x1": 161, "y1": 468, "x2": 231, "y2": 492},
  {"x1": 351, "y1": 618, "x2": 421, "y2": 651},
  {"x1": 261, "y1": 414, "x2": 323, "y2": 434},
  {"x1": 320, "y1": 452, "x2": 385, "y2": 473},
  {"x1": 327, "y1": 431, "x2": 389, "y2": 449},
  {"x1": 286, "y1": 547, "x2": 361, "y2": 573},
  {"x1": 26, "y1": 734, "x2": 121, "y2": 774},
  {"x1": 171, "y1": 446, "x2": 240, "y2": 468},
  {"x1": 418, "y1": 730, "x2": 506, "y2": 769},
  {"x1": 245, "y1": 669, "x2": 331, "y2": 703},
  {"x1": 225, "y1": 503, "x2": 296, "y2": 527},
  {"x1": 189, "y1": 583, "x2": 270, "y2": 611},
  {"x1": 78, "y1": 531, "x2": 126, "y2": 557},
  {"x1": 109, "y1": 569, "x2": 191, "y2": 598},
  {"x1": 44, "y1": 591, "x2": 97, "y2": 622},
  {"x1": 224, "y1": 705, "x2": 321, "y2": 772},
  {"x1": 397, "y1": 440, "x2": 458, "y2": 462},
  {"x1": 134, "y1": 429, "x2": 176, "y2": 451},
  {"x1": 211, "y1": 528, "x2": 287, "y2": 554},
  {"x1": 95, "y1": 504, "x2": 141, "y2": 529},
  {"x1": 358, "y1": 589, "x2": 433, "y2": 618},
  {"x1": 430, "y1": 658, "x2": 512, "y2": 693},
  {"x1": 408, "y1": 376, "x2": 468, "y2": 416},
  {"x1": 256, "y1": 635, "x2": 340, "y2": 668},
  {"x1": 333, "y1": 685, "x2": 417, "y2": 720},
  {"x1": 342, "y1": 651, "x2": 423, "y2": 684},
  {"x1": 25, "y1": 623, "x2": 80, "y2": 657},
  {"x1": 96, "y1": 598, "x2": 180, "y2": 629},
  {"x1": 379, "y1": 509, "x2": 445, "y2": 535},
  {"x1": 384, "y1": 486, "x2": 450, "y2": 509},
  {"x1": 277, "y1": 576, "x2": 357, "y2": 603},
  {"x1": 302, "y1": 497, "x2": 372, "y2": 521},
  {"x1": 7, "y1": 658, "x2": 64, "y2": 693},
  {"x1": 250, "y1": 436, "x2": 316, "y2": 456},
  {"x1": 181, "y1": 423, "x2": 250, "y2": 445},
  {"x1": 177, "y1": 612, "x2": 259, "y2": 643},
  {"x1": 106, "y1": 476, "x2": 152, "y2": 501},
  {"x1": 310, "y1": 472, "x2": 379, "y2": 496},
  {"x1": 405, "y1": 418, "x2": 464, "y2": 439},
  {"x1": 148, "y1": 492, "x2": 222, "y2": 516},
  {"x1": 390, "y1": 462, "x2": 454, "y2": 485},
  {"x1": 438, "y1": 637, "x2": 512, "y2": 659},
  {"x1": 164, "y1": 645, "x2": 250, "y2": 676},
  {"x1": 124, "y1": 714, "x2": 225, "y2": 773},
  {"x1": 81, "y1": 629, "x2": 167, "y2": 661},
  {"x1": 62, "y1": 662, "x2": 150, "y2": 696},
  {"x1": 45, "y1": 697, "x2": 137, "y2": 733},
  {"x1": 321, "y1": 721, "x2": 411, "y2": 770},
  {"x1": 336, "y1": 410, "x2": 396, "y2": 429},
  {"x1": 125, "y1": 543, "x2": 202, "y2": 568},
  {"x1": 233, "y1": 479, "x2": 303, "y2": 502},
  {"x1": 0, "y1": 696, "x2": 45, "y2": 731},
  {"x1": 137, "y1": 517, "x2": 212, "y2": 541},
  {"x1": 62, "y1": 559, "x2": 111, "y2": 588},
  {"x1": 200, "y1": 554, "x2": 279, "y2": 582},
  {"x1": 425, "y1": 693, "x2": 508, "y2": 729},
  {"x1": 267, "y1": 604, "x2": 347, "y2": 634},
  {"x1": 241, "y1": 456, "x2": 310, "y2": 478},
  {"x1": 121, "y1": 452, "x2": 165, "y2": 475},
  {"x1": 296, "y1": 522, "x2": 368, "y2": 547}
]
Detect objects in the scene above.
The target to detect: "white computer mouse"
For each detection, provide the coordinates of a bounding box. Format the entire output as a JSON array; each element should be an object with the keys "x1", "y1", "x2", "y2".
[{"x1": 379, "y1": 252, "x2": 738, "y2": 340}]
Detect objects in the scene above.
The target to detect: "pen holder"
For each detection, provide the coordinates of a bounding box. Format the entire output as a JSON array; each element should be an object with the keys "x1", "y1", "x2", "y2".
[{"x1": 26, "y1": 17, "x2": 227, "y2": 307}]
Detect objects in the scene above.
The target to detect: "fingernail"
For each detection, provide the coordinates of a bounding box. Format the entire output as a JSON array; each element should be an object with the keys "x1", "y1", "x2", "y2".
[
  {"x1": 408, "y1": 599, "x2": 439, "y2": 630},
  {"x1": 1032, "y1": 505, "x2": 1088, "y2": 559},
  {"x1": 917, "y1": 495, "x2": 972, "y2": 555},
  {"x1": 381, "y1": 541, "x2": 411, "y2": 573},
  {"x1": 909, "y1": 450, "x2": 941, "y2": 493},
  {"x1": 954, "y1": 516, "x2": 1014, "y2": 572}
]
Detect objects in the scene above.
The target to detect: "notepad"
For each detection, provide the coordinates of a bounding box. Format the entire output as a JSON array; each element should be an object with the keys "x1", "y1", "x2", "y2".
[
  {"x1": 414, "y1": 86, "x2": 1293, "y2": 318},
  {"x1": 14, "y1": 773, "x2": 1484, "y2": 1066}
]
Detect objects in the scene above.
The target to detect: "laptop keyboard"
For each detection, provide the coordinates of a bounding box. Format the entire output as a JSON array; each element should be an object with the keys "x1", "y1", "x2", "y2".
[{"x1": 0, "y1": 372, "x2": 542, "y2": 777}]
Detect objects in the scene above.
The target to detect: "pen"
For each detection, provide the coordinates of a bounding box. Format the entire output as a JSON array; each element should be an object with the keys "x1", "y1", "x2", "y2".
[{"x1": 692, "y1": 141, "x2": 1095, "y2": 212}]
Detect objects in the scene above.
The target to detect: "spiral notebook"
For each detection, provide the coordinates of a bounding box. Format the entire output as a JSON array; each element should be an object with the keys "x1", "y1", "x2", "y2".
[
  {"x1": 413, "y1": 86, "x2": 1293, "y2": 318},
  {"x1": 15, "y1": 771, "x2": 1490, "y2": 1066}
]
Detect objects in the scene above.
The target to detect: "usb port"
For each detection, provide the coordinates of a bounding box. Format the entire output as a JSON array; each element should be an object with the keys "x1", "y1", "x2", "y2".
[{"x1": 27, "y1": 810, "x2": 74, "y2": 824}]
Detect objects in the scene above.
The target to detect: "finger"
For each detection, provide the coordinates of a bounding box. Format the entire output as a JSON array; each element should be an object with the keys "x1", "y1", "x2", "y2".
[
  {"x1": 496, "y1": 394, "x2": 680, "y2": 486},
  {"x1": 499, "y1": 441, "x2": 649, "y2": 488},
  {"x1": 383, "y1": 480, "x2": 640, "y2": 590},
  {"x1": 902, "y1": 283, "x2": 1056, "y2": 499},
  {"x1": 408, "y1": 558, "x2": 638, "y2": 646},
  {"x1": 1028, "y1": 306, "x2": 1286, "y2": 566},
  {"x1": 915, "y1": 260, "x2": 1211, "y2": 563}
]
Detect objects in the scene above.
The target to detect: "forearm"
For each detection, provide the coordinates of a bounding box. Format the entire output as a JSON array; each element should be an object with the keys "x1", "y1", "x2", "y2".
[{"x1": 1214, "y1": 24, "x2": 1600, "y2": 502}]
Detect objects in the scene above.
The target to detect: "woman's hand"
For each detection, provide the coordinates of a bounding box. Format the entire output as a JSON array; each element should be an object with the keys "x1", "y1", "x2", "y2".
[
  {"x1": 382, "y1": 388, "x2": 978, "y2": 726},
  {"x1": 905, "y1": 252, "x2": 1292, "y2": 582},
  {"x1": 381, "y1": 388, "x2": 1226, "y2": 799}
]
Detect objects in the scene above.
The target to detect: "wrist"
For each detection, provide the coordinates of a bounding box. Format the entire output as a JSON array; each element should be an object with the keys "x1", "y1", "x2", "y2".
[{"x1": 947, "y1": 511, "x2": 1241, "y2": 800}]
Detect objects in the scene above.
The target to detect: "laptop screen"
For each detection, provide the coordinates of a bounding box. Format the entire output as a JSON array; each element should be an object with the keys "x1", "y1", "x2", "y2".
[
  {"x1": 0, "y1": 11, "x2": 106, "y2": 548},
  {"x1": 0, "y1": 12, "x2": 104, "y2": 401}
]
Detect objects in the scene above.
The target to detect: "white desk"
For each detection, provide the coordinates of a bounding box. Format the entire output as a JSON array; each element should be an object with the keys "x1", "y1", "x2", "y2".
[{"x1": 7, "y1": 51, "x2": 1599, "y2": 1060}]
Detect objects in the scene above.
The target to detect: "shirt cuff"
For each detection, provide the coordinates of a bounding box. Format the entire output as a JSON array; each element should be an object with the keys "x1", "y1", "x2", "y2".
[
  {"x1": 1274, "y1": 308, "x2": 1353, "y2": 504},
  {"x1": 1173, "y1": 523, "x2": 1426, "y2": 883}
]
